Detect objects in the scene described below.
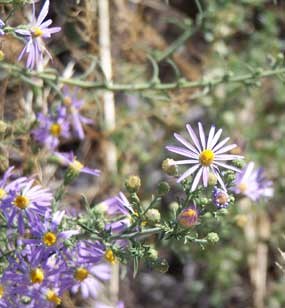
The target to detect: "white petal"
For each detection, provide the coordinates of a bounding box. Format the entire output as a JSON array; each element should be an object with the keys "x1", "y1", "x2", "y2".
[
  {"x1": 174, "y1": 133, "x2": 199, "y2": 155},
  {"x1": 212, "y1": 137, "x2": 230, "y2": 152},
  {"x1": 191, "y1": 167, "x2": 203, "y2": 192},
  {"x1": 206, "y1": 125, "x2": 215, "y2": 149},
  {"x1": 186, "y1": 124, "x2": 201, "y2": 152},
  {"x1": 177, "y1": 164, "x2": 200, "y2": 183},
  {"x1": 208, "y1": 128, "x2": 223, "y2": 150},
  {"x1": 215, "y1": 144, "x2": 237, "y2": 155},
  {"x1": 198, "y1": 122, "x2": 206, "y2": 149}
]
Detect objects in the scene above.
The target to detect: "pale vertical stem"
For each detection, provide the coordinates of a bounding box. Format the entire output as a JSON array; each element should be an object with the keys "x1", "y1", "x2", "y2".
[{"x1": 98, "y1": 0, "x2": 119, "y2": 305}]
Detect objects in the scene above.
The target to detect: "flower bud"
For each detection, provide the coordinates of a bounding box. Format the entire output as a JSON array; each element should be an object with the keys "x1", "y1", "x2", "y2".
[
  {"x1": 207, "y1": 232, "x2": 219, "y2": 243},
  {"x1": 208, "y1": 172, "x2": 217, "y2": 186},
  {"x1": 177, "y1": 206, "x2": 198, "y2": 228},
  {"x1": 157, "y1": 181, "x2": 170, "y2": 195},
  {"x1": 162, "y1": 158, "x2": 177, "y2": 176},
  {"x1": 169, "y1": 202, "x2": 179, "y2": 212},
  {"x1": 232, "y1": 159, "x2": 245, "y2": 169},
  {"x1": 212, "y1": 187, "x2": 229, "y2": 209},
  {"x1": 125, "y1": 175, "x2": 141, "y2": 193},
  {"x1": 145, "y1": 209, "x2": 161, "y2": 225},
  {"x1": 147, "y1": 247, "x2": 158, "y2": 261}
]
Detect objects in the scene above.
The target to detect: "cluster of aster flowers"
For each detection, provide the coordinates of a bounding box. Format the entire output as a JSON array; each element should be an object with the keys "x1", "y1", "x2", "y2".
[
  {"x1": 0, "y1": 166, "x2": 118, "y2": 307},
  {"x1": 166, "y1": 122, "x2": 273, "y2": 227},
  {"x1": 0, "y1": 0, "x2": 60, "y2": 70},
  {"x1": 32, "y1": 86, "x2": 93, "y2": 149}
]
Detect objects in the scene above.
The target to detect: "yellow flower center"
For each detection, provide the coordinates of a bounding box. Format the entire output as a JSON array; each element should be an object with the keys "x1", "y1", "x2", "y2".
[
  {"x1": 50, "y1": 123, "x2": 62, "y2": 137},
  {"x1": 46, "y1": 290, "x2": 61, "y2": 305},
  {"x1": 199, "y1": 149, "x2": 215, "y2": 166},
  {"x1": 216, "y1": 193, "x2": 228, "y2": 205},
  {"x1": 178, "y1": 208, "x2": 197, "y2": 228},
  {"x1": 30, "y1": 268, "x2": 44, "y2": 284},
  {"x1": 74, "y1": 267, "x2": 89, "y2": 281},
  {"x1": 238, "y1": 183, "x2": 247, "y2": 193},
  {"x1": 31, "y1": 26, "x2": 43, "y2": 37},
  {"x1": 14, "y1": 195, "x2": 29, "y2": 209},
  {"x1": 0, "y1": 284, "x2": 4, "y2": 299},
  {"x1": 105, "y1": 249, "x2": 116, "y2": 264},
  {"x1": 63, "y1": 96, "x2": 72, "y2": 106},
  {"x1": 43, "y1": 232, "x2": 57, "y2": 246},
  {"x1": 70, "y1": 160, "x2": 84, "y2": 172},
  {"x1": 0, "y1": 188, "x2": 6, "y2": 199}
]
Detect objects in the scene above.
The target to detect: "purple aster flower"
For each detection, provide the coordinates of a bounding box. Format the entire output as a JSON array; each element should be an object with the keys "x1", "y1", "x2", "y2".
[
  {"x1": 212, "y1": 187, "x2": 230, "y2": 209},
  {"x1": 232, "y1": 161, "x2": 273, "y2": 201},
  {"x1": 1, "y1": 179, "x2": 53, "y2": 234},
  {"x1": 69, "y1": 241, "x2": 111, "y2": 300},
  {"x1": 54, "y1": 152, "x2": 100, "y2": 176},
  {"x1": 15, "y1": 0, "x2": 61, "y2": 69},
  {"x1": 25, "y1": 211, "x2": 79, "y2": 259},
  {"x1": 32, "y1": 107, "x2": 70, "y2": 150},
  {"x1": 166, "y1": 122, "x2": 243, "y2": 191},
  {"x1": 0, "y1": 19, "x2": 5, "y2": 36},
  {"x1": 62, "y1": 87, "x2": 93, "y2": 140},
  {"x1": 177, "y1": 205, "x2": 198, "y2": 228}
]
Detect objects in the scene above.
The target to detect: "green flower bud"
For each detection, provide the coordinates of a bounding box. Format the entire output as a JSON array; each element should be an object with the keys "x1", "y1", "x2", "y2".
[
  {"x1": 207, "y1": 232, "x2": 219, "y2": 243},
  {"x1": 0, "y1": 155, "x2": 9, "y2": 172},
  {"x1": 208, "y1": 172, "x2": 217, "y2": 186},
  {"x1": 147, "y1": 247, "x2": 158, "y2": 261},
  {"x1": 157, "y1": 181, "x2": 170, "y2": 195},
  {"x1": 169, "y1": 202, "x2": 179, "y2": 212},
  {"x1": 125, "y1": 175, "x2": 141, "y2": 193},
  {"x1": 162, "y1": 158, "x2": 178, "y2": 176},
  {"x1": 145, "y1": 209, "x2": 161, "y2": 225},
  {"x1": 232, "y1": 159, "x2": 245, "y2": 169}
]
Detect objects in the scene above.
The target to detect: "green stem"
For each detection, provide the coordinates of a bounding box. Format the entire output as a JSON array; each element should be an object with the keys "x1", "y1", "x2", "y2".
[{"x1": 1, "y1": 62, "x2": 284, "y2": 92}]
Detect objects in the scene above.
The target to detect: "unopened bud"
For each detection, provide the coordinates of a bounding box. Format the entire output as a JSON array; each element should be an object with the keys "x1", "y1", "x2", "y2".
[
  {"x1": 169, "y1": 202, "x2": 179, "y2": 212},
  {"x1": 162, "y1": 158, "x2": 177, "y2": 176},
  {"x1": 157, "y1": 181, "x2": 170, "y2": 195},
  {"x1": 208, "y1": 172, "x2": 217, "y2": 186},
  {"x1": 207, "y1": 232, "x2": 219, "y2": 243},
  {"x1": 125, "y1": 175, "x2": 141, "y2": 193},
  {"x1": 232, "y1": 159, "x2": 245, "y2": 169},
  {"x1": 177, "y1": 206, "x2": 198, "y2": 228},
  {"x1": 145, "y1": 209, "x2": 161, "y2": 225},
  {"x1": 147, "y1": 247, "x2": 158, "y2": 261}
]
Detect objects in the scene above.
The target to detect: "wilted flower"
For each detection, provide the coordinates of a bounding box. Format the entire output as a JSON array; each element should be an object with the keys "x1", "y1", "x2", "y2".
[
  {"x1": 212, "y1": 187, "x2": 230, "y2": 209},
  {"x1": 15, "y1": 0, "x2": 61, "y2": 69},
  {"x1": 166, "y1": 122, "x2": 243, "y2": 191},
  {"x1": 62, "y1": 87, "x2": 93, "y2": 140},
  {"x1": 233, "y1": 161, "x2": 273, "y2": 201},
  {"x1": 177, "y1": 205, "x2": 198, "y2": 228}
]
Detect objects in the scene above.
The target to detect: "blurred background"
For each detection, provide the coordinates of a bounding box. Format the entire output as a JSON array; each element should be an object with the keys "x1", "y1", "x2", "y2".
[{"x1": 1, "y1": 0, "x2": 285, "y2": 307}]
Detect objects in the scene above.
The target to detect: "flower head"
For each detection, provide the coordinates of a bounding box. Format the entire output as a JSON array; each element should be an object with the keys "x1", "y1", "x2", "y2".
[
  {"x1": 1, "y1": 179, "x2": 53, "y2": 234},
  {"x1": 16, "y1": 0, "x2": 61, "y2": 69},
  {"x1": 62, "y1": 87, "x2": 93, "y2": 140},
  {"x1": 32, "y1": 107, "x2": 70, "y2": 149},
  {"x1": 54, "y1": 152, "x2": 100, "y2": 177},
  {"x1": 233, "y1": 162, "x2": 273, "y2": 201},
  {"x1": 166, "y1": 122, "x2": 243, "y2": 191},
  {"x1": 177, "y1": 205, "x2": 198, "y2": 228},
  {"x1": 212, "y1": 187, "x2": 230, "y2": 209}
]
